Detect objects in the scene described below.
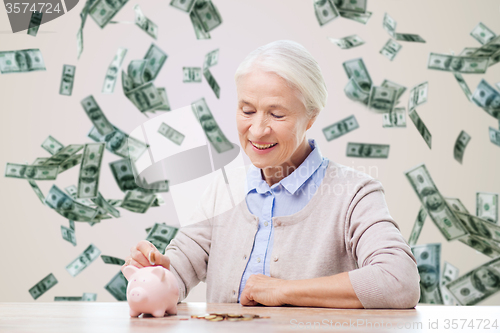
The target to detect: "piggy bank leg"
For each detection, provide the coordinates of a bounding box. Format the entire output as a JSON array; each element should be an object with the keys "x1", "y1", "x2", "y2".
[
  {"x1": 129, "y1": 309, "x2": 142, "y2": 317},
  {"x1": 152, "y1": 310, "x2": 166, "y2": 318}
]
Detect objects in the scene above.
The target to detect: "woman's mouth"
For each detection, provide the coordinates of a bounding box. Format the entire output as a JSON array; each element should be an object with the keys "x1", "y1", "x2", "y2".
[{"x1": 250, "y1": 141, "x2": 278, "y2": 150}]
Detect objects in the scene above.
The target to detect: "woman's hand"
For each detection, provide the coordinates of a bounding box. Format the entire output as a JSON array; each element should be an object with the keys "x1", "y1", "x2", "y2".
[
  {"x1": 239, "y1": 274, "x2": 288, "y2": 307},
  {"x1": 121, "y1": 240, "x2": 171, "y2": 273}
]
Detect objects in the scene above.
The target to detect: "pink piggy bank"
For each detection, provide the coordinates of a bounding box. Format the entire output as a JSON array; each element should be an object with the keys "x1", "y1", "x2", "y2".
[{"x1": 122, "y1": 265, "x2": 179, "y2": 318}]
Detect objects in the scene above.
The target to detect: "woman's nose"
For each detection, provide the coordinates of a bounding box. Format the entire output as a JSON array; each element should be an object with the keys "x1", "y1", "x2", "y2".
[{"x1": 249, "y1": 114, "x2": 271, "y2": 137}]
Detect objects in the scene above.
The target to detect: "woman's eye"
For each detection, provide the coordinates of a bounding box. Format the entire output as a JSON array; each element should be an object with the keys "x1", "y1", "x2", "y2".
[
  {"x1": 272, "y1": 113, "x2": 284, "y2": 119},
  {"x1": 242, "y1": 110, "x2": 254, "y2": 115}
]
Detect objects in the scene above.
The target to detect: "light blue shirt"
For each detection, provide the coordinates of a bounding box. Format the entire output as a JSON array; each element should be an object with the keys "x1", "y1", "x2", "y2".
[{"x1": 237, "y1": 138, "x2": 329, "y2": 302}]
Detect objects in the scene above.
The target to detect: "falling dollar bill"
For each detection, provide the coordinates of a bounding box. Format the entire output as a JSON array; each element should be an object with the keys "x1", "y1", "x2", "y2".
[
  {"x1": 314, "y1": 0, "x2": 339, "y2": 26},
  {"x1": 127, "y1": 59, "x2": 151, "y2": 87},
  {"x1": 0, "y1": 49, "x2": 46, "y2": 74},
  {"x1": 404, "y1": 163, "x2": 468, "y2": 241},
  {"x1": 58, "y1": 154, "x2": 83, "y2": 174},
  {"x1": 411, "y1": 243, "x2": 443, "y2": 304},
  {"x1": 105, "y1": 271, "x2": 128, "y2": 301},
  {"x1": 191, "y1": 97, "x2": 234, "y2": 153},
  {"x1": 470, "y1": 22, "x2": 496, "y2": 45},
  {"x1": 203, "y1": 67, "x2": 220, "y2": 98},
  {"x1": 346, "y1": 142, "x2": 389, "y2": 158},
  {"x1": 45, "y1": 185, "x2": 99, "y2": 222},
  {"x1": 322, "y1": 115, "x2": 359, "y2": 141},
  {"x1": 427, "y1": 53, "x2": 489, "y2": 74},
  {"x1": 469, "y1": 35, "x2": 500, "y2": 58},
  {"x1": 146, "y1": 223, "x2": 179, "y2": 254},
  {"x1": 204, "y1": 49, "x2": 219, "y2": 68},
  {"x1": 65, "y1": 184, "x2": 94, "y2": 206},
  {"x1": 88, "y1": 125, "x2": 149, "y2": 161},
  {"x1": 440, "y1": 261, "x2": 460, "y2": 305},
  {"x1": 61, "y1": 225, "x2": 77, "y2": 246},
  {"x1": 476, "y1": 192, "x2": 499, "y2": 224},
  {"x1": 445, "y1": 197, "x2": 470, "y2": 214},
  {"x1": 344, "y1": 78, "x2": 369, "y2": 105},
  {"x1": 91, "y1": 192, "x2": 120, "y2": 218},
  {"x1": 66, "y1": 244, "x2": 101, "y2": 277},
  {"x1": 102, "y1": 48, "x2": 127, "y2": 93},
  {"x1": 382, "y1": 107, "x2": 406, "y2": 128},
  {"x1": 82, "y1": 293, "x2": 97, "y2": 301},
  {"x1": 41, "y1": 136, "x2": 64, "y2": 155},
  {"x1": 382, "y1": 13, "x2": 396, "y2": 37},
  {"x1": 327, "y1": 35, "x2": 364, "y2": 49},
  {"x1": 368, "y1": 86, "x2": 397, "y2": 112},
  {"x1": 5, "y1": 163, "x2": 58, "y2": 180},
  {"x1": 454, "y1": 210, "x2": 500, "y2": 243},
  {"x1": 81, "y1": 95, "x2": 115, "y2": 136},
  {"x1": 472, "y1": 80, "x2": 500, "y2": 119},
  {"x1": 158, "y1": 122, "x2": 185, "y2": 145},
  {"x1": 379, "y1": 39, "x2": 402, "y2": 61},
  {"x1": 59, "y1": 65, "x2": 76, "y2": 96},
  {"x1": 408, "y1": 205, "x2": 427, "y2": 246},
  {"x1": 54, "y1": 296, "x2": 82, "y2": 301},
  {"x1": 339, "y1": 10, "x2": 371, "y2": 24},
  {"x1": 126, "y1": 81, "x2": 165, "y2": 113},
  {"x1": 408, "y1": 81, "x2": 428, "y2": 112},
  {"x1": 77, "y1": 143, "x2": 105, "y2": 199},
  {"x1": 109, "y1": 158, "x2": 139, "y2": 192},
  {"x1": 335, "y1": 0, "x2": 366, "y2": 13},
  {"x1": 101, "y1": 255, "x2": 125, "y2": 265},
  {"x1": 459, "y1": 234, "x2": 500, "y2": 258},
  {"x1": 453, "y1": 130, "x2": 471, "y2": 164},
  {"x1": 342, "y1": 58, "x2": 372, "y2": 92},
  {"x1": 155, "y1": 87, "x2": 171, "y2": 111},
  {"x1": 191, "y1": 0, "x2": 222, "y2": 32},
  {"x1": 134, "y1": 5, "x2": 158, "y2": 39},
  {"x1": 33, "y1": 157, "x2": 49, "y2": 166},
  {"x1": 190, "y1": 10, "x2": 211, "y2": 39},
  {"x1": 453, "y1": 72, "x2": 472, "y2": 101},
  {"x1": 89, "y1": 0, "x2": 129, "y2": 28},
  {"x1": 27, "y1": 179, "x2": 46, "y2": 204},
  {"x1": 408, "y1": 109, "x2": 432, "y2": 149},
  {"x1": 490, "y1": 127, "x2": 500, "y2": 148},
  {"x1": 120, "y1": 189, "x2": 156, "y2": 213},
  {"x1": 446, "y1": 256, "x2": 500, "y2": 305},
  {"x1": 27, "y1": 11, "x2": 43, "y2": 36},
  {"x1": 381, "y1": 79, "x2": 406, "y2": 102},
  {"x1": 183, "y1": 67, "x2": 202, "y2": 83},
  {"x1": 29, "y1": 273, "x2": 58, "y2": 300},
  {"x1": 170, "y1": 0, "x2": 196, "y2": 12},
  {"x1": 394, "y1": 33, "x2": 426, "y2": 43},
  {"x1": 76, "y1": 28, "x2": 84, "y2": 60},
  {"x1": 43, "y1": 144, "x2": 84, "y2": 166}
]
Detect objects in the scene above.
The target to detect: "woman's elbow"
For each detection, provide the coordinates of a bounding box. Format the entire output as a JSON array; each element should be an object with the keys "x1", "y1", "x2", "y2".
[{"x1": 388, "y1": 270, "x2": 421, "y2": 309}]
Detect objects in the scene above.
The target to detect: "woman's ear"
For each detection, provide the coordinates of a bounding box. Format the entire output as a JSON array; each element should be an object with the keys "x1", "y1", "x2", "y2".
[{"x1": 306, "y1": 111, "x2": 318, "y2": 130}]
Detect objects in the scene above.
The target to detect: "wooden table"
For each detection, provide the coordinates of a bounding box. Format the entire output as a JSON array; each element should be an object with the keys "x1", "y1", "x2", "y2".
[{"x1": 0, "y1": 302, "x2": 499, "y2": 332}]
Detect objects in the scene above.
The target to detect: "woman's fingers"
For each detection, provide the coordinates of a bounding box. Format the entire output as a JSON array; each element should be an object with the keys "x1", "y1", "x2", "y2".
[
  {"x1": 123, "y1": 257, "x2": 145, "y2": 269},
  {"x1": 131, "y1": 246, "x2": 151, "y2": 267}
]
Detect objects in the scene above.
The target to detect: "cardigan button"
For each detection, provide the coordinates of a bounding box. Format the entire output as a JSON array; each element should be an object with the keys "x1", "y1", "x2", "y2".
[
  {"x1": 243, "y1": 255, "x2": 247, "y2": 260},
  {"x1": 232, "y1": 290, "x2": 236, "y2": 296},
  {"x1": 273, "y1": 256, "x2": 278, "y2": 262}
]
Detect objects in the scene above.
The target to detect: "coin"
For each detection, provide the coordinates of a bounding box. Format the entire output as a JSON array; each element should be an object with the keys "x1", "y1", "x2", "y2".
[
  {"x1": 204, "y1": 315, "x2": 217, "y2": 319},
  {"x1": 209, "y1": 316, "x2": 224, "y2": 321}
]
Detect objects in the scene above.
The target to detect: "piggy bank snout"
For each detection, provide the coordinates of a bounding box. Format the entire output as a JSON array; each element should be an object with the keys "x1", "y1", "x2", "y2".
[{"x1": 128, "y1": 286, "x2": 148, "y2": 303}]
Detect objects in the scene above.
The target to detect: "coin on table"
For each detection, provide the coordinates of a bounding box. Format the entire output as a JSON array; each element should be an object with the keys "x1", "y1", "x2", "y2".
[
  {"x1": 227, "y1": 318, "x2": 242, "y2": 321},
  {"x1": 209, "y1": 316, "x2": 224, "y2": 321},
  {"x1": 204, "y1": 315, "x2": 217, "y2": 320},
  {"x1": 228, "y1": 313, "x2": 243, "y2": 318}
]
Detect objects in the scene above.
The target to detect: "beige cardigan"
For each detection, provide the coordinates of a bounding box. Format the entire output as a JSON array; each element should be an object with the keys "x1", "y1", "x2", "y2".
[{"x1": 164, "y1": 161, "x2": 421, "y2": 308}]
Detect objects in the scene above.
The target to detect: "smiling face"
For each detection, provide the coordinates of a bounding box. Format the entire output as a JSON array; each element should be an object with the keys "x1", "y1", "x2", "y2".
[{"x1": 236, "y1": 69, "x2": 315, "y2": 170}]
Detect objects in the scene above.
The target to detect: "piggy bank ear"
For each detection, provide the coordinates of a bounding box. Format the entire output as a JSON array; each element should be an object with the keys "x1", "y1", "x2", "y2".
[
  {"x1": 122, "y1": 265, "x2": 139, "y2": 281},
  {"x1": 150, "y1": 266, "x2": 165, "y2": 281}
]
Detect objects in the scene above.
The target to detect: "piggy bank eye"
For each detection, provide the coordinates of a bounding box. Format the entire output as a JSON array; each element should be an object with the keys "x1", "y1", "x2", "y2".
[
  {"x1": 143, "y1": 280, "x2": 145, "y2": 282},
  {"x1": 133, "y1": 279, "x2": 136, "y2": 282}
]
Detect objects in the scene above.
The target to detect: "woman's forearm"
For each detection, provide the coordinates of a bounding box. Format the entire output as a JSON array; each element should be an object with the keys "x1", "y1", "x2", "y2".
[{"x1": 281, "y1": 272, "x2": 364, "y2": 308}]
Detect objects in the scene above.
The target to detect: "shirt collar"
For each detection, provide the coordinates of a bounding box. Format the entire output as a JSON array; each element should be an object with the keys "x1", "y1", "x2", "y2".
[{"x1": 245, "y1": 138, "x2": 324, "y2": 195}]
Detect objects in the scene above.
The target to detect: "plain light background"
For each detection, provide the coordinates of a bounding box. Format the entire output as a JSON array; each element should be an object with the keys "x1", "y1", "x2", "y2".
[{"x1": 1, "y1": 0, "x2": 500, "y2": 305}]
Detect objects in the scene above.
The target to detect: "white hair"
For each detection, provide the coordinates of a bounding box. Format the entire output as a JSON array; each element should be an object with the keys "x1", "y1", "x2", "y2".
[{"x1": 234, "y1": 40, "x2": 328, "y2": 119}]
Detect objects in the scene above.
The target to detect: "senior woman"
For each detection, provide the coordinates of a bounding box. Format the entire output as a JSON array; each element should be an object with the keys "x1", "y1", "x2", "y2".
[{"x1": 122, "y1": 40, "x2": 420, "y2": 309}]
